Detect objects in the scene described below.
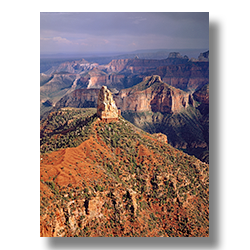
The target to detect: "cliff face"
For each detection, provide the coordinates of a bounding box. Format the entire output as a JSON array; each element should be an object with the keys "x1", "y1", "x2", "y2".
[
  {"x1": 193, "y1": 84, "x2": 209, "y2": 157},
  {"x1": 122, "y1": 105, "x2": 208, "y2": 163},
  {"x1": 106, "y1": 59, "x2": 131, "y2": 72},
  {"x1": 106, "y1": 57, "x2": 189, "y2": 74},
  {"x1": 106, "y1": 58, "x2": 162, "y2": 73},
  {"x1": 153, "y1": 62, "x2": 209, "y2": 92},
  {"x1": 44, "y1": 79, "x2": 208, "y2": 163},
  {"x1": 53, "y1": 75, "x2": 193, "y2": 115},
  {"x1": 79, "y1": 69, "x2": 125, "y2": 89},
  {"x1": 55, "y1": 89, "x2": 99, "y2": 109},
  {"x1": 114, "y1": 78, "x2": 208, "y2": 163},
  {"x1": 193, "y1": 84, "x2": 209, "y2": 105},
  {"x1": 114, "y1": 75, "x2": 193, "y2": 114},
  {"x1": 40, "y1": 73, "x2": 77, "y2": 98},
  {"x1": 41, "y1": 56, "x2": 208, "y2": 106},
  {"x1": 44, "y1": 59, "x2": 98, "y2": 75},
  {"x1": 40, "y1": 53, "x2": 209, "y2": 163},
  {"x1": 40, "y1": 73, "x2": 80, "y2": 110}
]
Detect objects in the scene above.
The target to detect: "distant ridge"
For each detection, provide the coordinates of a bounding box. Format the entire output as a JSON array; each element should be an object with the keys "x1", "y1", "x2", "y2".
[{"x1": 41, "y1": 48, "x2": 209, "y2": 60}]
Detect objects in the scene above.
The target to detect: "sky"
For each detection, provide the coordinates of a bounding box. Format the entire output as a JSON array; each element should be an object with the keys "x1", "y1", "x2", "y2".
[{"x1": 40, "y1": 12, "x2": 209, "y2": 55}]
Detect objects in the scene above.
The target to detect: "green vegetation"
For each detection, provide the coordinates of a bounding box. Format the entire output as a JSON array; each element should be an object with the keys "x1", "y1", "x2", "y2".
[
  {"x1": 40, "y1": 108, "x2": 97, "y2": 154},
  {"x1": 97, "y1": 118, "x2": 208, "y2": 236},
  {"x1": 40, "y1": 108, "x2": 209, "y2": 237}
]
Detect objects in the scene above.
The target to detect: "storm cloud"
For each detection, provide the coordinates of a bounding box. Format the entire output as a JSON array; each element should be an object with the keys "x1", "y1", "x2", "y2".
[{"x1": 40, "y1": 12, "x2": 209, "y2": 54}]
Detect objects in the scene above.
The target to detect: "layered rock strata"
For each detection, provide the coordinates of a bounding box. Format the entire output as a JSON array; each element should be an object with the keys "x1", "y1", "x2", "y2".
[
  {"x1": 55, "y1": 89, "x2": 99, "y2": 109},
  {"x1": 97, "y1": 86, "x2": 118, "y2": 121},
  {"x1": 54, "y1": 76, "x2": 193, "y2": 115},
  {"x1": 114, "y1": 75, "x2": 193, "y2": 114}
]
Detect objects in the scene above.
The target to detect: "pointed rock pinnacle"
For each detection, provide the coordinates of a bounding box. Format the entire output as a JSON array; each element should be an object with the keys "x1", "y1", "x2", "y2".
[{"x1": 97, "y1": 86, "x2": 118, "y2": 120}]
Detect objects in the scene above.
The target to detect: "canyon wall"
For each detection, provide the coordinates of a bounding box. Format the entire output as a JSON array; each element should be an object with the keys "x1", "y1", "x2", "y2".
[
  {"x1": 55, "y1": 89, "x2": 100, "y2": 109},
  {"x1": 54, "y1": 75, "x2": 193, "y2": 114},
  {"x1": 114, "y1": 75, "x2": 193, "y2": 114},
  {"x1": 153, "y1": 62, "x2": 209, "y2": 92}
]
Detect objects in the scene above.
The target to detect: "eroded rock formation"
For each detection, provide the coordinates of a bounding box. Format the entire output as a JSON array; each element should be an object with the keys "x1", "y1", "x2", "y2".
[
  {"x1": 54, "y1": 76, "x2": 193, "y2": 115},
  {"x1": 55, "y1": 89, "x2": 99, "y2": 109},
  {"x1": 97, "y1": 86, "x2": 118, "y2": 120},
  {"x1": 78, "y1": 69, "x2": 125, "y2": 90},
  {"x1": 114, "y1": 75, "x2": 193, "y2": 114}
]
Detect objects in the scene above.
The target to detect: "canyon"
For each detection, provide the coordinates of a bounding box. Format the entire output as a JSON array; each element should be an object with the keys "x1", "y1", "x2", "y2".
[
  {"x1": 40, "y1": 51, "x2": 209, "y2": 162},
  {"x1": 40, "y1": 51, "x2": 208, "y2": 111},
  {"x1": 51, "y1": 75, "x2": 208, "y2": 162},
  {"x1": 53, "y1": 75, "x2": 195, "y2": 114}
]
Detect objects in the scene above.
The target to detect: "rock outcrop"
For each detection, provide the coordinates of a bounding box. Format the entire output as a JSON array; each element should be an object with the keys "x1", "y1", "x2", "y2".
[
  {"x1": 167, "y1": 52, "x2": 185, "y2": 59},
  {"x1": 54, "y1": 76, "x2": 193, "y2": 114},
  {"x1": 153, "y1": 133, "x2": 168, "y2": 144},
  {"x1": 78, "y1": 68, "x2": 125, "y2": 90},
  {"x1": 153, "y1": 62, "x2": 209, "y2": 92},
  {"x1": 105, "y1": 57, "x2": 189, "y2": 74},
  {"x1": 114, "y1": 75, "x2": 193, "y2": 114},
  {"x1": 97, "y1": 86, "x2": 118, "y2": 120},
  {"x1": 193, "y1": 84, "x2": 209, "y2": 104},
  {"x1": 198, "y1": 50, "x2": 209, "y2": 61},
  {"x1": 106, "y1": 59, "x2": 131, "y2": 72},
  {"x1": 55, "y1": 89, "x2": 99, "y2": 109},
  {"x1": 44, "y1": 59, "x2": 98, "y2": 75}
]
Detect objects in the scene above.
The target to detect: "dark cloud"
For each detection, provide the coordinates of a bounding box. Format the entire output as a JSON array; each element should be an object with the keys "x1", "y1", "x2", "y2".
[{"x1": 40, "y1": 12, "x2": 209, "y2": 54}]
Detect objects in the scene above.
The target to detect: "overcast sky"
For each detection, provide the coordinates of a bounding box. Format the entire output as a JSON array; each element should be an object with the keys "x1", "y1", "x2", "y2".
[{"x1": 40, "y1": 12, "x2": 209, "y2": 55}]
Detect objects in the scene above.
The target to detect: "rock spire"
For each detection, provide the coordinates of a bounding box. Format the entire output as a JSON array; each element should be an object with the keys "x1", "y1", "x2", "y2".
[{"x1": 97, "y1": 86, "x2": 118, "y2": 120}]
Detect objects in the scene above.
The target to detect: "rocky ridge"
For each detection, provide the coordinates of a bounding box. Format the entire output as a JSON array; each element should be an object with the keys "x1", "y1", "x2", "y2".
[
  {"x1": 48, "y1": 76, "x2": 208, "y2": 162},
  {"x1": 44, "y1": 59, "x2": 98, "y2": 75},
  {"x1": 40, "y1": 52, "x2": 209, "y2": 162},
  {"x1": 153, "y1": 62, "x2": 209, "y2": 92},
  {"x1": 54, "y1": 89, "x2": 99, "y2": 109},
  {"x1": 114, "y1": 75, "x2": 193, "y2": 114},
  {"x1": 77, "y1": 68, "x2": 126, "y2": 90},
  {"x1": 53, "y1": 75, "x2": 193, "y2": 115},
  {"x1": 40, "y1": 52, "x2": 209, "y2": 114},
  {"x1": 40, "y1": 108, "x2": 209, "y2": 237}
]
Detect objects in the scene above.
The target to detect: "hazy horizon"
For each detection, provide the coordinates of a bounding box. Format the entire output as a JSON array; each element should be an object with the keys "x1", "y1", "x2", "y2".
[{"x1": 40, "y1": 48, "x2": 209, "y2": 59}]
